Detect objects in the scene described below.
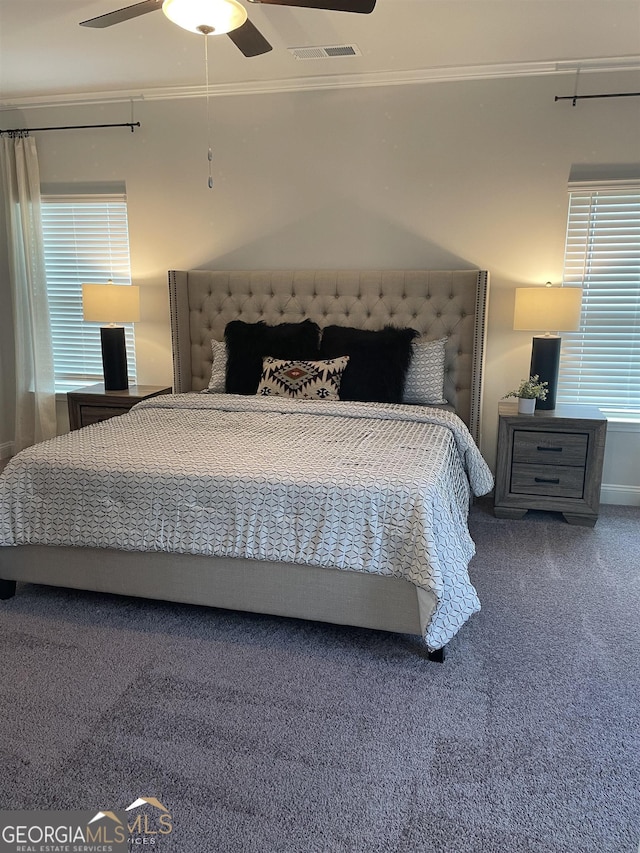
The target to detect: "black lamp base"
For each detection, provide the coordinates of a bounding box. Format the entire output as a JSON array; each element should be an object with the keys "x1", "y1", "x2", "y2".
[
  {"x1": 530, "y1": 335, "x2": 561, "y2": 410},
  {"x1": 100, "y1": 326, "x2": 129, "y2": 391}
]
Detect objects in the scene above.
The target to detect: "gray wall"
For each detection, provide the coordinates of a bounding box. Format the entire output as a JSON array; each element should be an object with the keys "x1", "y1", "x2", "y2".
[{"x1": 1, "y1": 70, "x2": 639, "y2": 501}]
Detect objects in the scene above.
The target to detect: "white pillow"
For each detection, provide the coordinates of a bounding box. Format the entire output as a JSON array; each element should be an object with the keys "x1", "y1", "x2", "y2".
[
  {"x1": 403, "y1": 337, "x2": 447, "y2": 405},
  {"x1": 205, "y1": 339, "x2": 227, "y2": 393}
]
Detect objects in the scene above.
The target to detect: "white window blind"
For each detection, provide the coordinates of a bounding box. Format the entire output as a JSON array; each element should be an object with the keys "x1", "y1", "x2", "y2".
[
  {"x1": 558, "y1": 182, "x2": 640, "y2": 416},
  {"x1": 41, "y1": 194, "x2": 136, "y2": 393}
]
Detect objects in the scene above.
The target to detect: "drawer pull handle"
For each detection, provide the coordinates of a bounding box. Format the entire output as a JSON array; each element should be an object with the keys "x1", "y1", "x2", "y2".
[
  {"x1": 535, "y1": 477, "x2": 560, "y2": 484},
  {"x1": 537, "y1": 446, "x2": 563, "y2": 452}
]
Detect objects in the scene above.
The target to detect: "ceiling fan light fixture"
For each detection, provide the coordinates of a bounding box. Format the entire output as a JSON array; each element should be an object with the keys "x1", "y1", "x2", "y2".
[{"x1": 162, "y1": 0, "x2": 247, "y2": 35}]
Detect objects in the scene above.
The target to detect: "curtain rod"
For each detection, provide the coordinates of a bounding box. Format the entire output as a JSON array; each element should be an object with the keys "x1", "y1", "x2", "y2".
[
  {"x1": 0, "y1": 121, "x2": 141, "y2": 134},
  {"x1": 555, "y1": 92, "x2": 640, "y2": 106}
]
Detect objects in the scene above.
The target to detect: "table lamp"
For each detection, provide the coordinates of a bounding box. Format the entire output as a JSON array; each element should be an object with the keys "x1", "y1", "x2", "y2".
[
  {"x1": 513, "y1": 284, "x2": 582, "y2": 410},
  {"x1": 82, "y1": 282, "x2": 140, "y2": 391}
]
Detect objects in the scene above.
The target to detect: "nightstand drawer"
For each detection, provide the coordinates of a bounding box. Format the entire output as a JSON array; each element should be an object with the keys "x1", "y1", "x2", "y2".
[
  {"x1": 511, "y1": 463, "x2": 585, "y2": 498},
  {"x1": 512, "y1": 431, "x2": 588, "y2": 467},
  {"x1": 78, "y1": 405, "x2": 131, "y2": 426}
]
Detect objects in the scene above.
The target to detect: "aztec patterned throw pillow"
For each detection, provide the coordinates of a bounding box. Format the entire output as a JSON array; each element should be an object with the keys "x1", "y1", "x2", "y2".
[{"x1": 256, "y1": 356, "x2": 350, "y2": 400}]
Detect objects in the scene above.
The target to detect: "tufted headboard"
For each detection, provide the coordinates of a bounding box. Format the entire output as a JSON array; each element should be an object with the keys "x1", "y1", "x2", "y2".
[{"x1": 168, "y1": 269, "x2": 489, "y2": 442}]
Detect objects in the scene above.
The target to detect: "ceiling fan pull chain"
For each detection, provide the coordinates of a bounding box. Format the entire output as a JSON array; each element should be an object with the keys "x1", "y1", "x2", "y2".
[{"x1": 202, "y1": 28, "x2": 214, "y2": 189}]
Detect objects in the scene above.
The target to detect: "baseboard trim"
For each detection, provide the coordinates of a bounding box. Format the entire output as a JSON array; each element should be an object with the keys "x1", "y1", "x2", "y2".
[{"x1": 601, "y1": 484, "x2": 640, "y2": 507}]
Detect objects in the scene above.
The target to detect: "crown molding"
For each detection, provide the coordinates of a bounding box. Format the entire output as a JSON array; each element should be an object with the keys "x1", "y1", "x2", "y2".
[{"x1": 1, "y1": 55, "x2": 639, "y2": 111}]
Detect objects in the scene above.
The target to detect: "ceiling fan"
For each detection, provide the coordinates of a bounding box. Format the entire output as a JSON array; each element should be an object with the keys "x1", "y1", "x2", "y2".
[{"x1": 80, "y1": 0, "x2": 377, "y2": 58}]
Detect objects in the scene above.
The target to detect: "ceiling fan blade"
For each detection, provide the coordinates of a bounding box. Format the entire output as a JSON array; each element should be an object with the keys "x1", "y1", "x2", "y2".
[
  {"x1": 227, "y1": 19, "x2": 273, "y2": 57},
  {"x1": 80, "y1": 0, "x2": 163, "y2": 28},
  {"x1": 247, "y1": 0, "x2": 375, "y2": 11}
]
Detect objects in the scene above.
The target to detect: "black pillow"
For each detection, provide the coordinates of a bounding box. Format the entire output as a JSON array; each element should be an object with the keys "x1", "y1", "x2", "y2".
[
  {"x1": 225, "y1": 319, "x2": 322, "y2": 395},
  {"x1": 319, "y1": 325, "x2": 418, "y2": 403}
]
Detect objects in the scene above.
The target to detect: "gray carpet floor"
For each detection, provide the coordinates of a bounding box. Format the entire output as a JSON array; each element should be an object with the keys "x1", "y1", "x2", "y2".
[{"x1": 0, "y1": 500, "x2": 638, "y2": 853}]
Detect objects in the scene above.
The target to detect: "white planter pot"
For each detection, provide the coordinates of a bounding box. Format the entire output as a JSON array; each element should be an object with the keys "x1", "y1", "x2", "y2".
[{"x1": 518, "y1": 397, "x2": 536, "y2": 414}]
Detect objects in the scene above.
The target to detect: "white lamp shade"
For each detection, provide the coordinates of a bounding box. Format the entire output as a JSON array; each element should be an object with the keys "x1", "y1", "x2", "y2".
[
  {"x1": 162, "y1": 0, "x2": 247, "y2": 34},
  {"x1": 513, "y1": 286, "x2": 582, "y2": 332},
  {"x1": 82, "y1": 283, "x2": 140, "y2": 323}
]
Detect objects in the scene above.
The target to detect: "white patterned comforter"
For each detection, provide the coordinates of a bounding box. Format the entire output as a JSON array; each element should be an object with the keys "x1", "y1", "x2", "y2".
[{"x1": 0, "y1": 394, "x2": 493, "y2": 649}]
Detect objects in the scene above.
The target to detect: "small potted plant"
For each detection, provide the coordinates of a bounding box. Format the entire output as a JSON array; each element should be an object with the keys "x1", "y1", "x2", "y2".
[{"x1": 504, "y1": 375, "x2": 548, "y2": 414}]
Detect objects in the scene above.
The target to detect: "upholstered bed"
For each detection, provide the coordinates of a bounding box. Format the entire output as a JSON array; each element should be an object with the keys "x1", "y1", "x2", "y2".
[{"x1": 0, "y1": 269, "x2": 490, "y2": 658}]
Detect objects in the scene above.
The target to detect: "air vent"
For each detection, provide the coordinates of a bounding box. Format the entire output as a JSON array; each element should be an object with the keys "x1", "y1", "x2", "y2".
[{"x1": 288, "y1": 44, "x2": 361, "y2": 61}]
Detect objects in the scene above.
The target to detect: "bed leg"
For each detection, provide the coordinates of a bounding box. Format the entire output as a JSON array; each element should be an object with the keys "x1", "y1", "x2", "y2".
[
  {"x1": 0, "y1": 579, "x2": 17, "y2": 600},
  {"x1": 427, "y1": 646, "x2": 446, "y2": 663}
]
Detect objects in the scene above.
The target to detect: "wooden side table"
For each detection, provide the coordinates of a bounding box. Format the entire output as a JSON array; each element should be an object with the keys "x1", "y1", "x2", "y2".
[
  {"x1": 67, "y1": 383, "x2": 172, "y2": 430},
  {"x1": 494, "y1": 401, "x2": 607, "y2": 527}
]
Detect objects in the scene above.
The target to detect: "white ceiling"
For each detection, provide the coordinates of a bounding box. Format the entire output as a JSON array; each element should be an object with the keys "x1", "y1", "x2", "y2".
[{"x1": 1, "y1": 0, "x2": 639, "y2": 108}]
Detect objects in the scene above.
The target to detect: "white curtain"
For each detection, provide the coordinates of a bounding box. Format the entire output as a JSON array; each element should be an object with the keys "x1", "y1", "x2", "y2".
[{"x1": 0, "y1": 134, "x2": 57, "y2": 452}]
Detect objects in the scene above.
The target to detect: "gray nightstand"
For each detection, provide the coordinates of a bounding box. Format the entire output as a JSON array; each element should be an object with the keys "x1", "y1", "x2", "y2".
[
  {"x1": 494, "y1": 401, "x2": 607, "y2": 527},
  {"x1": 67, "y1": 383, "x2": 172, "y2": 430}
]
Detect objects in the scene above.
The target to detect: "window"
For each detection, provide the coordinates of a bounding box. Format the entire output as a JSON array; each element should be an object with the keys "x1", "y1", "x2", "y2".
[
  {"x1": 557, "y1": 182, "x2": 640, "y2": 418},
  {"x1": 41, "y1": 194, "x2": 136, "y2": 393}
]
